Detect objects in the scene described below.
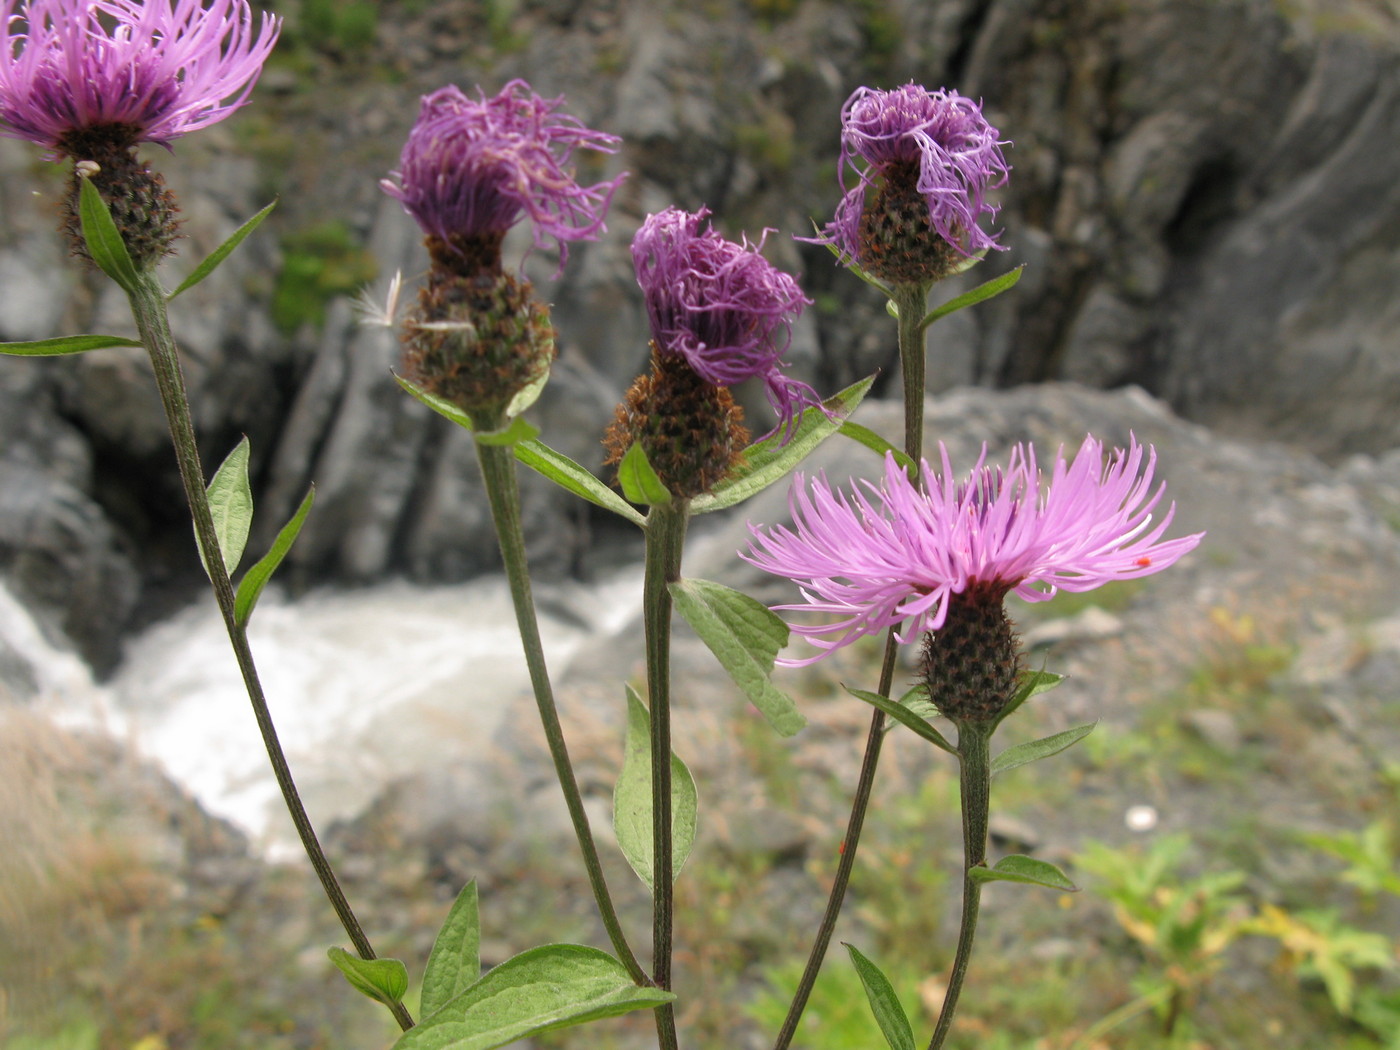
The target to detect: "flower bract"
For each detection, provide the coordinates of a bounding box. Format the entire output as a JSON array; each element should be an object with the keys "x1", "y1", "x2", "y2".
[
  {"x1": 0, "y1": 0, "x2": 281, "y2": 155},
  {"x1": 381, "y1": 80, "x2": 625, "y2": 270},
  {"x1": 633, "y1": 205, "x2": 818, "y2": 437},
  {"x1": 745, "y1": 436, "x2": 1204, "y2": 665}
]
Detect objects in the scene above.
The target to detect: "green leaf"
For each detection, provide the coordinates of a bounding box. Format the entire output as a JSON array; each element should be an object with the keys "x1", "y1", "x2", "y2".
[
  {"x1": 234, "y1": 485, "x2": 314, "y2": 627},
  {"x1": 395, "y1": 944, "x2": 675, "y2": 1050},
  {"x1": 168, "y1": 200, "x2": 276, "y2": 300},
  {"x1": 845, "y1": 685, "x2": 955, "y2": 755},
  {"x1": 203, "y1": 436, "x2": 253, "y2": 580},
  {"x1": 918, "y1": 265, "x2": 1023, "y2": 332},
  {"x1": 513, "y1": 439, "x2": 646, "y2": 528},
  {"x1": 77, "y1": 176, "x2": 141, "y2": 293},
  {"x1": 669, "y1": 578, "x2": 805, "y2": 737},
  {"x1": 420, "y1": 881, "x2": 481, "y2": 1020},
  {"x1": 843, "y1": 944, "x2": 915, "y2": 1050},
  {"x1": 395, "y1": 372, "x2": 476, "y2": 431},
  {"x1": 328, "y1": 947, "x2": 409, "y2": 1009},
  {"x1": 991, "y1": 722, "x2": 1097, "y2": 777},
  {"x1": 837, "y1": 420, "x2": 916, "y2": 473},
  {"x1": 613, "y1": 685, "x2": 699, "y2": 893},
  {"x1": 505, "y1": 367, "x2": 550, "y2": 418},
  {"x1": 815, "y1": 227, "x2": 892, "y2": 297},
  {"x1": 691, "y1": 374, "x2": 875, "y2": 515},
  {"x1": 969, "y1": 855, "x2": 1078, "y2": 892},
  {"x1": 996, "y1": 669, "x2": 1066, "y2": 726},
  {"x1": 475, "y1": 416, "x2": 540, "y2": 447},
  {"x1": 0, "y1": 334, "x2": 144, "y2": 356},
  {"x1": 617, "y1": 442, "x2": 671, "y2": 506}
]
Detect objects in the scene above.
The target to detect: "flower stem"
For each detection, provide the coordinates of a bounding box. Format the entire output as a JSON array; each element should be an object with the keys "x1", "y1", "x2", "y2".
[
  {"x1": 771, "y1": 280, "x2": 932, "y2": 1050},
  {"x1": 641, "y1": 500, "x2": 689, "y2": 1050},
  {"x1": 927, "y1": 724, "x2": 993, "y2": 1050},
  {"x1": 126, "y1": 272, "x2": 415, "y2": 1033},
  {"x1": 473, "y1": 439, "x2": 647, "y2": 985}
]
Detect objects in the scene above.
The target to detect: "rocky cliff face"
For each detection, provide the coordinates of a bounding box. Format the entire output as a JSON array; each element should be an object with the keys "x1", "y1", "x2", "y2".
[{"x1": 1, "y1": 0, "x2": 1397, "y2": 665}]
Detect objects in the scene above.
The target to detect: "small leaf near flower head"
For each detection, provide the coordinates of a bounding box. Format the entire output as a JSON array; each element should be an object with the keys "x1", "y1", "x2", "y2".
[
  {"x1": 513, "y1": 438, "x2": 647, "y2": 528},
  {"x1": 234, "y1": 485, "x2": 315, "y2": 628},
  {"x1": 168, "y1": 200, "x2": 277, "y2": 300},
  {"x1": 990, "y1": 722, "x2": 1097, "y2": 777},
  {"x1": 969, "y1": 855, "x2": 1078, "y2": 893},
  {"x1": 918, "y1": 263, "x2": 1021, "y2": 333},
  {"x1": 77, "y1": 176, "x2": 141, "y2": 291},
  {"x1": 844, "y1": 685, "x2": 955, "y2": 755},
  {"x1": 618, "y1": 442, "x2": 672, "y2": 507},
  {"x1": 327, "y1": 947, "x2": 409, "y2": 1009}
]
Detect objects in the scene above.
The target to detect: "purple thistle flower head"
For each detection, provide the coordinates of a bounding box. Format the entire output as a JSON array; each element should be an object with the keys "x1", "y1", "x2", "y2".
[
  {"x1": 745, "y1": 436, "x2": 1203, "y2": 666},
  {"x1": 0, "y1": 0, "x2": 281, "y2": 155},
  {"x1": 816, "y1": 82, "x2": 1010, "y2": 275},
  {"x1": 381, "y1": 80, "x2": 625, "y2": 272},
  {"x1": 633, "y1": 205, "x2": 819, "y2": 437}
]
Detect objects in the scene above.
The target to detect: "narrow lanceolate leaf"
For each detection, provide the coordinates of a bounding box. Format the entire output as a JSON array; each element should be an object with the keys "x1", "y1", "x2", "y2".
[
  {"x1": 77, "y1": 176, "x2": 141, "y2": 293},
  {"x1": 396, "y1": 373, "x2": 475, "y2": 431},
  {"x1": 202, "y1": 436, "x2": 253, "y2": 580},
  {"x1": 837, "y1": 420, "x2": 917, "y2": 474},
  {"x1": 845, "y1": 685, "x2": 955, "y2": 755},
  {"x1": 844, "y1": 944, "x2": 915, "y2": 1050},
  {"x1": 234, "y1": 485, "x2": 314, "y2": 627},
  {"x1": 0, "y1": 334, "x2": 143, "y2": 356},
  {"x1": 617, "y1": 442, "x2": 671, "y2": 507},
  {"x1": 420, "y1": 881, "x2": 481, "y2": 1020},
  {"x1": 991, "y1": 722, "x2": 1097, "y2": 778},
  {"x1": 514, "y1": 439, "x2": 646, "y2": 528},
  {"x1": 474, "y1": 415, "x2": 540, "y2": 447},
  {"x1": 613, "y1": 686, "x2": 699, "y2": 893},
  {"x1": 669, "y1": 577, "x2": 805, "y2": 737},
  {"x1": 327, "y1": 947, "x2": 409, "y2": 1009},
  {"x1": 968, "y1": 855, "x2": 1078, "y2": 892},
  {"x1": 996, "y1": 668, "x2": 1066, "y2": 726},
  {"x1": 919, "y1": 264, "x2": 1023, "y2": 331},
  {"x1": 168, "y1": 200, "x2": 277, "y2": 300},
  {"x1": 394, "y1": 944, "x2": 675, "y2": 1050},
  {"x1": 690, "y1": 374, "x2": 875, "y2": 515}
]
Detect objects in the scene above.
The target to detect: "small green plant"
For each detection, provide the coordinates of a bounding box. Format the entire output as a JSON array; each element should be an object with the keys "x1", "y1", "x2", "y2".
[
  {"x1": 299, "y1": 0, "x2": 378, "y2": 54},
  {"x1": 271, "y1": 220, "x2": 378, "y2": 333}
]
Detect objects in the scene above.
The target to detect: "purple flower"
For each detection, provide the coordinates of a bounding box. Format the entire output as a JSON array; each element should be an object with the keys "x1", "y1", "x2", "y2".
[
  {"x1": 381, "y1": 80, "x2": 625, "y2": 269},
  {"x1": 0, "y1": 0, "x2": 281, "y2": 155},
  {"x1": 817, "y1": 83, "x2": 1010, "y2": 270},
  {"x1": 745, "y1": 436, "x2": 1203, "y2": 666},
  {"x1": 633, "y1": 206, "x2": 819, "y2": 437}
]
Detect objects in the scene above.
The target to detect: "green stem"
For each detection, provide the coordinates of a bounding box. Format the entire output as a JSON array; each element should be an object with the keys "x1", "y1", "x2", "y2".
[
  {"x1": 474, "y1": 440, "x2": 647, "y2": 985},
  {"x1": 771, "y1": 280, "x2": 932, "y2": 1050},
  {"x1": 641, "y1": 501, "x2": 689, "y2": 1050},
  {"x1": 927, "y1": 725, "x2": 992, "y2": 1050},
  {"x1": 127, "y1": 272, "x2": 415, "y2": 1033}
]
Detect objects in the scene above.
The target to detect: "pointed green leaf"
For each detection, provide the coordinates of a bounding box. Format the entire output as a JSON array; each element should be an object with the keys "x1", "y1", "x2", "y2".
[
  {"x1": 669, "y1": 577, "x2": 805, "y2": 737},
  {"x1": 996, "y1": 669, "x2": 1066, "y2": 726},
  {"x1": 234, "y1": 485, "x2": 314, "y2": 626},
  {"x1": 201, "y1": 436, "x2": 253, "y2": 580},
  {"x1": 475, "y1": 416, "x2": 540, "y2": 447},
  {"x1": 77, "y1": 176, "x2": 141, "y2": 293},
  {"x1": 328, "y1": 947, "x2": 409, "y2": 1009},
  {"x1": 613, "y1": 685, "x2": 699, "y2": 892},
  {"x1": 991, "y1": 722, "x2": 1097, "y2": 777},
  {"x1": 691, "y1": 374, "x2": 875, "y2": 515},
  {"x1": 919, "y1": 265, "x2": 1023, "y2": 332},
  {"x1": 395, "y1": 372, "x2": 476, "y2": 431},
  {"x1": 394, "y1": 944, "x2": 675, "y2": 1050},
  {"x1": 845, "y1": 685, "x2": 955, "y2": 755},
  {"x1": 513, "y1": 439, "x2": 646, "y2": 528},
  {"x1": 168, "y1": 200, "x2": 277, "y2": 300},
  {"x1": 420, "y1": 881, "x2": 481, "y2": 1020},
  {"x1": 0, "y1": 334, "x2": 144, "y2": 356},
  {"x1": 969, "y1": 854, "x2": 1078, "y2": 892},
  {"x1": 816, "y1": 228, "x2": 892, "y2": 297},
  {"x1": 837, "y1": 420, "x2": 917, "y2": 473},
  {"x1": 617, "y1": 442, "x2": 671, "y2": 506},
  {"x1": 843, "y1": 944, "x2": 915, "y2": 1050}
]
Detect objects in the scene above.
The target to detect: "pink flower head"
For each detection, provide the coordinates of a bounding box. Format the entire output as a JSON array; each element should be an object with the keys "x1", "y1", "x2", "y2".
[
  {"x1": 0, "y1": 0, "x2": 280, "y2": 155},
  {"x1": 633, "y1": 206, "x2": 820, "y2": 438},
  {"x1": 381, "y1": 80, "x2": 626, "y2": 270},
  {"x1": 817, "y1": 83, "x2": 1010, "y2": 266},
  {"x1": 745, "y1": 436, "x2": 1203, "y2": 666}
]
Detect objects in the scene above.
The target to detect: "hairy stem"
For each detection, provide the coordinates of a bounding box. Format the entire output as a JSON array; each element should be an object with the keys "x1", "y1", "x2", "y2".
[
  {"x1": 927, "y1": 725, "x2": 992, "y2": 1050},
  {"x1": 641, "y1": 501, "x2": 690, "y2": 1050},
  {"x1": 474, "y1": 439, "x2": 647, "y2": 985},
  {"x1": 128, "y1": 272, "x2": 414, "y2": 1032}
]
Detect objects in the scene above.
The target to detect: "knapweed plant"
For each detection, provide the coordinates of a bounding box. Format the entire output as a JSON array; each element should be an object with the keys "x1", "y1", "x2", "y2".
[{"x1": 1, "y1": 6, "x2": 1205, "y2": 1049}]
